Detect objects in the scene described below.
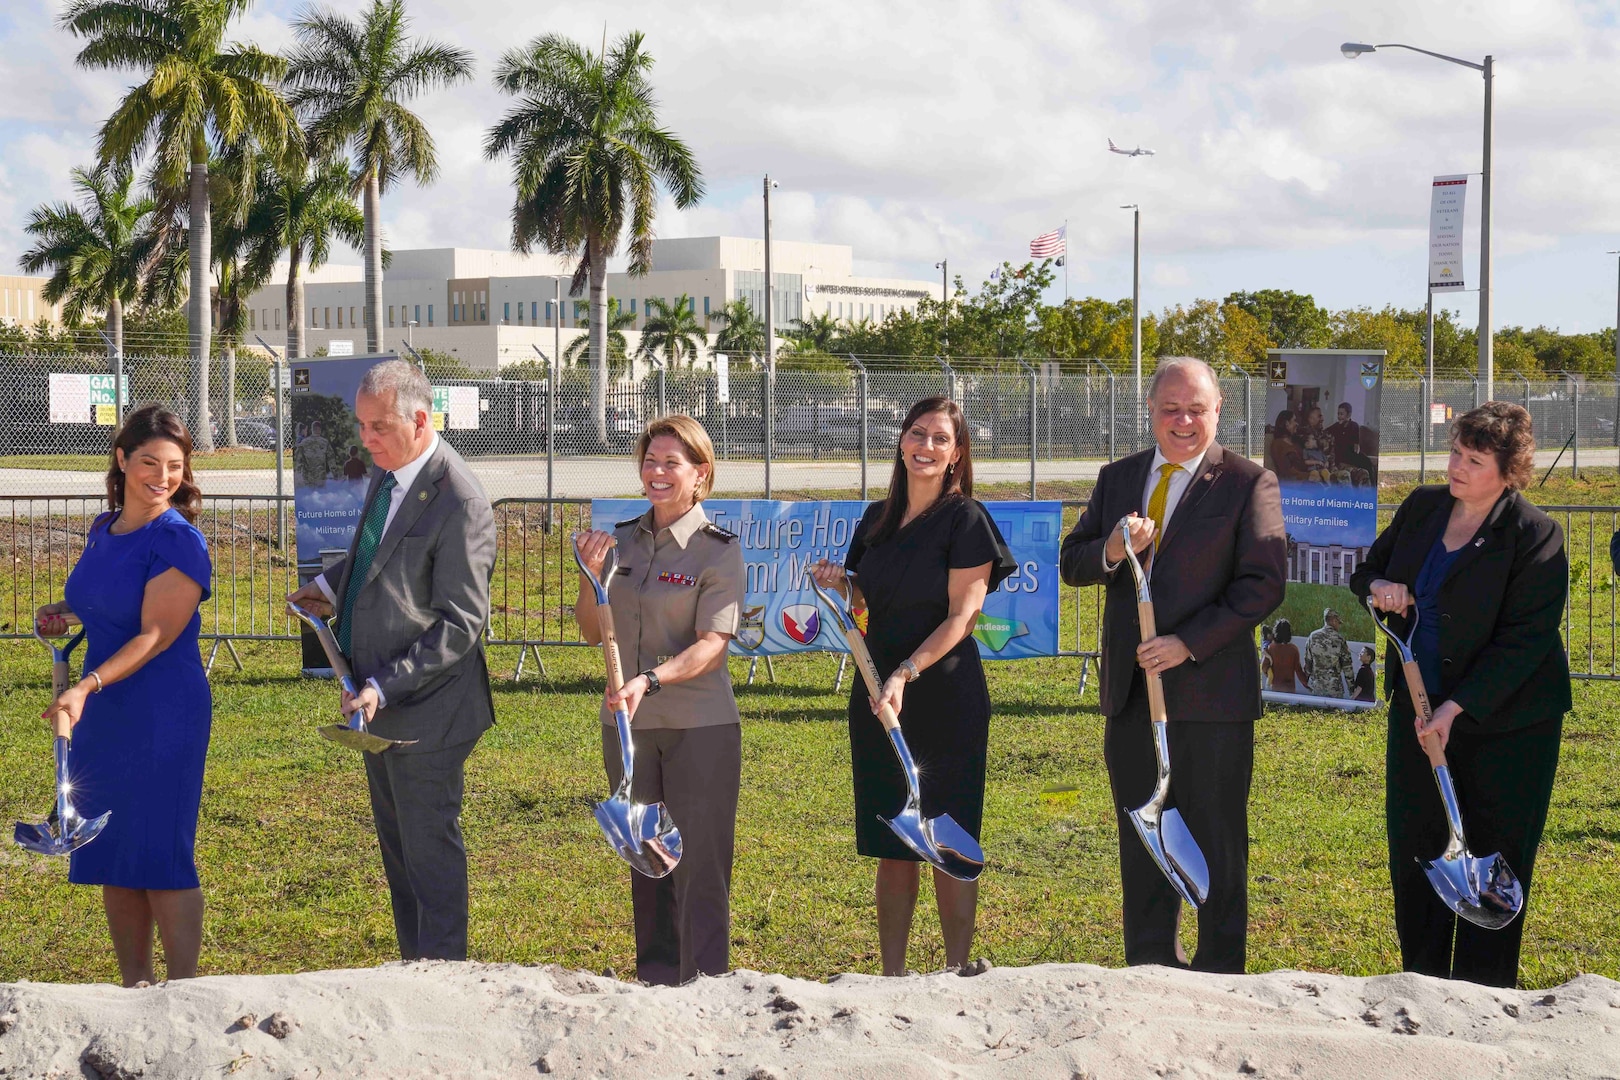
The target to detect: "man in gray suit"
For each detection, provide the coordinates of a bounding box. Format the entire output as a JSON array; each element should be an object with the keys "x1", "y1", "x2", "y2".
[{"x1": 288, "y1": 359, "x2": 496, "y2": 961}]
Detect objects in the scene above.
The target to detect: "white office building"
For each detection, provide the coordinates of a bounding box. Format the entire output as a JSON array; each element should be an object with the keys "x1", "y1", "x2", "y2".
[{"x1": 239, "y1": 237, "x2": 940, "y2": 372}]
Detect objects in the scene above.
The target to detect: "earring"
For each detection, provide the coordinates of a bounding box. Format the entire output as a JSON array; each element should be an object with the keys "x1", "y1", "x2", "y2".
[{"x1": 946, "y1": 461, "x2": 955, "y2": 477}]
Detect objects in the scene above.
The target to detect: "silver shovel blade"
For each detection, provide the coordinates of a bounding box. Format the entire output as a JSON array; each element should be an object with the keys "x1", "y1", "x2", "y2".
[
  {"x1": 1419, "y1": 850, "x2": 1524, "y2": 930},
  {"x1": 879, "y1": 808, "x2": 984, "y2": 882},
  {"x1": 594, "y1": 796, "x2": 681, "y2": 878},
  {"x1": 13, "y1": 809, "x2": 110, "y2": 857},
  {"x1": 317, "y1": 723, "x2": 417, "y2": 754},
  {"x1": 1129, "y1": 808, "x2": 1204, "y2": 908},
  {"x1": 1160, "y1": 809, "x2": 1211, "y2": 905}
]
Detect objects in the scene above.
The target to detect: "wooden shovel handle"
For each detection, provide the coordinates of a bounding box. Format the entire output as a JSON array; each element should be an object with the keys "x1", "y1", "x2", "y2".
[
  {"x1": 597, "y1": 602, "x2": 626, "y2": 696},
  {"x1": 1137, "y1": 599, "x2": 1168, "y2": 725},
  {"x1": 842, "y1": 627, "x2": 902, "y2": 733},
  {"x1": 1398, "y1": 657, "x2": 1448, "y2": 769}
]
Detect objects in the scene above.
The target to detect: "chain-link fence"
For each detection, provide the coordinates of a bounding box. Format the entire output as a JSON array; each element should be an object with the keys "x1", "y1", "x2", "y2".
[{"x1": 3, "y1": 350, "x2": 1618, "y2": 500}]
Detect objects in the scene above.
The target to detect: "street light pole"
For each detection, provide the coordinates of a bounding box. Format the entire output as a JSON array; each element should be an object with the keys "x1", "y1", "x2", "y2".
[
  {"x1": 1608, "y1": 250, "x2": 1620, "y2": 382},
  {"x1": 935, "y1": 259, "x2": 948, "y2": 355},
  {"x1": 1342, "y1": 40, "x2": 1494, "y2": 399},
  {"x1": 1121, "y1": 204, "x2": 1141, "y2": 451},
  {"x1": 406, "y1": 319, "x2": 417, "y2": 349},
  {"x1": 763, "y1": 175, "x2": 778, "y2": 366}
]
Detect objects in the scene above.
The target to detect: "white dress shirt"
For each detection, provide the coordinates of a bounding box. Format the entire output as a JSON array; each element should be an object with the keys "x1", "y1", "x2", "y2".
[
  {"x1": 1102, "y1": 444, "x2": 1210, "y2": 574},
  {"x1": 315, "y1": 433, "x2": 440, "y2": 704}
]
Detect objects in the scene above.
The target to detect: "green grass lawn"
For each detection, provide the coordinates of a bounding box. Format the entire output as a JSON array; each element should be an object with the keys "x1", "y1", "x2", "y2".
[{"x1": 0, "y1": 639, "x2": 1615, "y2": 990}]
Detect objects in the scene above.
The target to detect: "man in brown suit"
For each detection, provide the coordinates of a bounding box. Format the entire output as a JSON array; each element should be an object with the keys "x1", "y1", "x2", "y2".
[{"x1": 1061, "y1": 357, "x2": 1286, "y2": 972}]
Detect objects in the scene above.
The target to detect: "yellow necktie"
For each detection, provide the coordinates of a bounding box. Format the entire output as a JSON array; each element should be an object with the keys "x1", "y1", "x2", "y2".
[{"x1": 1146, "y1": 462, "x2": 1183, "y2": 551}]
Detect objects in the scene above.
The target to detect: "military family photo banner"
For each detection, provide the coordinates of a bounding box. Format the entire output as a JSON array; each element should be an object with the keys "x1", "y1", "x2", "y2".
[
  {"x1": 1259, "y1": 349, "x2": 1385, "y2": 711},
  {"x1": 590, "y1": 499, "x2": 1063, "y2": 660}
]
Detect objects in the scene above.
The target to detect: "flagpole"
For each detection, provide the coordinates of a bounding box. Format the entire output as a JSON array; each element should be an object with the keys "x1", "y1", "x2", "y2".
[{"x1": 1063, "y1": 219, "x2": 1069, "y2": 302}]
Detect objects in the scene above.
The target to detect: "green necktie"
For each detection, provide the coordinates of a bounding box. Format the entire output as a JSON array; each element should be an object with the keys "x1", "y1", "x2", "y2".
[
  {"x1": 1145, "y1": 462, "x2": 1183, "y2": 551},
  {"x1": 337, "y1": 472, "x2": 396, "y2": 656}
]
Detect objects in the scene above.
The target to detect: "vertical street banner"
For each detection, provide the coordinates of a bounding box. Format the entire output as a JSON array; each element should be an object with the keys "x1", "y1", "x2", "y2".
[
  {"x1": 1429, "y1": 174, "x2": 1468, "y2": 291},
  {"x1": 290, "y1": 354, "x2": 396, "y2": 569},
  {"x1": 1260, "y1": 350, "x2": 1385, "y2": 710},
  {"x1": 589, "y1": 499, "x2": 1062, "y2": 659}
]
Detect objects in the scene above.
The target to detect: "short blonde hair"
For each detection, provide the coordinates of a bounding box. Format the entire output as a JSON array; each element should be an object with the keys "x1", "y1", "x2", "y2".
[{"x1": 634, "y1": 413, "x2": 717, "y2": 503}]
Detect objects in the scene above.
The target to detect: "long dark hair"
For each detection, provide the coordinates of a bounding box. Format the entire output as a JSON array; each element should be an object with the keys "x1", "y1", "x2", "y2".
[
  {"x1": 866, "y1": 396, "x2": 973, "y2": 546},
  {"x1": 105, "y1": 404, "x2": 202, "y2": 524}
]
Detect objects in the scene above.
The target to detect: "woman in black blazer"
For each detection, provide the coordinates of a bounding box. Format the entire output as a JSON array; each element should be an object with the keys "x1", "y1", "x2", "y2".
[{"x1": 1350, "y1": 402, "x2": 1570, "y2": 987}]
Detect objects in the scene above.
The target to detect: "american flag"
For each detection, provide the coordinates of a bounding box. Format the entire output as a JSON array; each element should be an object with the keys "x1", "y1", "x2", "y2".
[{"x1": 1030, "y1": 225, "x2": 1067, "y2": 259}]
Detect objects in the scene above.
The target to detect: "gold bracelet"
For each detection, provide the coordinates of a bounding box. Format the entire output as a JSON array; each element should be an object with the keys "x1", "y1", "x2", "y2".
[{"x1": 88, "y1": 670, "x2": 104, "y2": 693}]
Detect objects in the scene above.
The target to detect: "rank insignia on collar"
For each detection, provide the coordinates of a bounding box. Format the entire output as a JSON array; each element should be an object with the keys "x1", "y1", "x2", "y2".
[{"x1": 658, "y1": 570, "x2": 698, "y2": 586}]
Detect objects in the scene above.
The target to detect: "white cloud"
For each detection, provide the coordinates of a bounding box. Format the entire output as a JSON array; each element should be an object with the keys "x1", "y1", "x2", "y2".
[{"x1": 1, "y1": 0, "x2": 1617, "y2": 330}]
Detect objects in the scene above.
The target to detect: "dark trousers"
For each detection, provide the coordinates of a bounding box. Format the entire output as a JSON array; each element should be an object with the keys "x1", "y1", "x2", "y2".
[
  {"x1": 1104, "y1": 679, "x2": 1254, "y2": 974},
  {"x1": 603, "y1": 723, "x2": 741, "y2": 986},
  {"x1": 363, "y1": 737, "x2": 479, "y2": 961},
  {"x1": 1386, "y1": 706, "x2": 1561, "y2": 987}
]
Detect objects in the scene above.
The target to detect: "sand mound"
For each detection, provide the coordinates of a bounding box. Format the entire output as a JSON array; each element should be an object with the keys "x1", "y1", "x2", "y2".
[{"x1": 2, "y1": 962, "x2": 1616, "y2": 1079}]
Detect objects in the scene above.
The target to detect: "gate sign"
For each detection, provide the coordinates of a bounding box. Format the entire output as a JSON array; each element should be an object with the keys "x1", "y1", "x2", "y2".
[
  {"x1": 431, "y1": 385, "x2": 480, "y2": 430},
  {"x1": 49, "y1": 372, "x2": 129, "y2": 425},
  {"x1": 590, "y1": 498, "x2": 1063, "y2": 659}
]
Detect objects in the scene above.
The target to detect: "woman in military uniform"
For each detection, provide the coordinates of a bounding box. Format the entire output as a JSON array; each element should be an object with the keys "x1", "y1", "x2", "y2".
[{"x1": 575, "y1": 414, "x2": 745, "y2": 986}]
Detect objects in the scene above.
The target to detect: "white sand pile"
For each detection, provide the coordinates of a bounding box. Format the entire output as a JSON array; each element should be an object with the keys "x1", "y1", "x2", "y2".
[{"x1": 2, "y1": 962, "x2": 1617, "y2": 1079}]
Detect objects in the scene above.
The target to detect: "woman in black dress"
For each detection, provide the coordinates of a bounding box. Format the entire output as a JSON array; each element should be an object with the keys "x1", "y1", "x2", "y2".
[
  {"x1": 1350, "y1": 402, "x2": 1570, "y2": 987},
  {"x1": 811, "y1": 396, "x2": 1014, "y2": 976}
]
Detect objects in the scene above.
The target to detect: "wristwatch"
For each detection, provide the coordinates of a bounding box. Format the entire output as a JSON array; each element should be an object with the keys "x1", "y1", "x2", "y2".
[
  {"x1": 638, "y1": 669, "x2": 662, "y2": 695},
  {"x1": 899, "y1": 658, "x2": 921, "y2": 683}
]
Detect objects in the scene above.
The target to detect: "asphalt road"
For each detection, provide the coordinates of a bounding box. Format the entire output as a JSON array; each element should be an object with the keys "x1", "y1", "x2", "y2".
[{"x1": 4, "y1": 447, "x2": 1616, "y2": 501}]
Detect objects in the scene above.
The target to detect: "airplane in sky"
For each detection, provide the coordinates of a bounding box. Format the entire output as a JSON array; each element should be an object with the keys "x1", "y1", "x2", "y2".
[{"x1": 1108, "y1": 138, "x2": 1155, "y2": 157}]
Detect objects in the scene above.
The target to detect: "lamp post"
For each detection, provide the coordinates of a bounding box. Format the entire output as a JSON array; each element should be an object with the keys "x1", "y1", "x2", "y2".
[
  {"x1": 406, "y1": 319, "x2": 417, "y2": 349},
  {"x1": 763, "y1": 175, "x2": 779, "y2": 366},
  {"x1": 1120, "y1": 205, "x2": 1141, "y2": 451},
  {"x1": 1342, "y1": 40, "x2": 1494, "y2": 400},
  {"x1": 935, "y1": 259, "x2": 948, "y2": 355},
  {"x1": 1609, "y1": 250, "x2": 1620, "y2": 382}
]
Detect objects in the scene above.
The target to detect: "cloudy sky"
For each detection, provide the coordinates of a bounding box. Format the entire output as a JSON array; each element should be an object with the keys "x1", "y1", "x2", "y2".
[{"x1": 3, "y1": 0, "x2": 1618, "y2": 333}]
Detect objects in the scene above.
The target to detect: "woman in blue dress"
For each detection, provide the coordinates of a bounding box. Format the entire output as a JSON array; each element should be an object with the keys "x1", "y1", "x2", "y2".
[{"x1": 35, "y1": 404, "x2": 213, "y2": 987}]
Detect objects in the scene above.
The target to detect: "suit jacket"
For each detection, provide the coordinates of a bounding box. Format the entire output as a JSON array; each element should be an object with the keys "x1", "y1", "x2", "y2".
[
  {"x1": 1061, "y1": 443, "x2": 1287, "y2": 722},
  {"x1": 329, "y1": 440, "x2": 497, "y2": 754},
  {"x1": 1348, "y1": 485, "x2": 1570, "y2": 735}
]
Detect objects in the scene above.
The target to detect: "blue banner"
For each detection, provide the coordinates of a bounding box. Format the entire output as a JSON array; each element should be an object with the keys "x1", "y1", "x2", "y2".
[
  {"x1": 289, "y1": 354, "x2": 395, "y2": 568},
  {"x1": 590, "y1": 499, "x2": 1062, "y2": 659}
]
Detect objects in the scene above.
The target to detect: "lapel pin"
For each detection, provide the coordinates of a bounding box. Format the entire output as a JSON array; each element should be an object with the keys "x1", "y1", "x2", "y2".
[
  {"x1": 1202, "y1": 472, "x2": 1213, "y2": 481},
  {"x1": 1474, "y1": 537, "x2": 1484, "y2": 547},
  {"x1": 418, "y1": 491, "x2": 428, "y2": 501}
]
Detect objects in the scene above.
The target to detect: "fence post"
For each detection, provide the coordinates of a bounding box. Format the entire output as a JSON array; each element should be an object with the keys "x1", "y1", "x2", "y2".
[
  {"x1": 657, "y1": 363, "x2": 667, "y2": 420},
  {"x1": 1091, "y1": 360, "x2": 1114, "y2": 461},
  {"x1": 850, "y1": 354, "x2": 868, "y2": 500},
  {"x1": 1570, "y1": 373, "x2": 1580, "y2": 478},
  {"x1": 1419, "y1": 374, "x2": 1428, "y2": 484},
  {"x1": 763, "y1": 355, "x2": 773, "y2": 499},
  {"x1": 1017, "y1": 357, "x2": 1037, "y2": 499},
  {"x1": 936, "y1": 355, "x2": 956, "y2": 401},
  {"x1": 254, "y1": 335, "x2": 287, "y2": 549},
  {"x1": 531, "y1": 345, "x2": 554, "y2": 508},
  {"x1": 1472, "y1": 375, "x2": 1480, "y2": 411}
]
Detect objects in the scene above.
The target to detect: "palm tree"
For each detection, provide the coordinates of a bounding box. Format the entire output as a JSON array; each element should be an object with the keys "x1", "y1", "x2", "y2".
[
  {"x1": 708, "y1": 297, "x2": 763, "y2": 361},
  {"x1": 639, "y1": 293, "x2": 704, "y2": 367},
  {"x1": 243, "y1": 151, "x2": 365, "y2": 360},
  {"x1": 20, "y1": 166, "x2": 165, "y2": 357},
  {"x1": 563, "y1": 297, "x2": 634, "y2": 377},
  {"x1": 62, "y1": 0, "x2": 301, "y2": 452},
  {"x1": 284, "y1": 0, "x2": 473, "y2": 355},
  {"x1": 787, "y1": 309, "x2": 840, "y2": 354},
  {"x1": 485, "y1": 30, "x2": 703, "y2": 447}
]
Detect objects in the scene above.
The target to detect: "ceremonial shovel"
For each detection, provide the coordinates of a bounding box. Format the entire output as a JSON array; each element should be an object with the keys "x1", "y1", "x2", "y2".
[
  {"x1": 804, "y1": 568, "x2": 984, "y2": 881},
  {"x1": 1119, "y1": 521, "x2": 1210, "y2": 907},
  {"x1": 14, "y1": 617, "x2": 111, "y2": 856},
  {"x1": 1366, "y1": 597, "x2": 1523, "y2": 929},
  {"x1": 286, "y1": 602, "x2": 418, "y2": 753},
  {"x1": 573, "y1": 537, "x2": 681, "y2": 879}
]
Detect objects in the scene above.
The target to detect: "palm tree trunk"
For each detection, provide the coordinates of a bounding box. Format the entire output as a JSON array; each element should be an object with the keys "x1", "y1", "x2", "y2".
[
  {"x1": 106, "y1": 297, "x2": 123, "y2": 361},
  {"x1": 190, "y1": 142, "x2": 214, "y2": 453},
  {"x1": 363, "y1": 167, "x2": 383, "y2": 355},
  {"x1": 589, "y1": 234, "x2": 608, "y2": 448},
  {"x1": 287, "y1": 239, "x2": 305, "y2": 360}
]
